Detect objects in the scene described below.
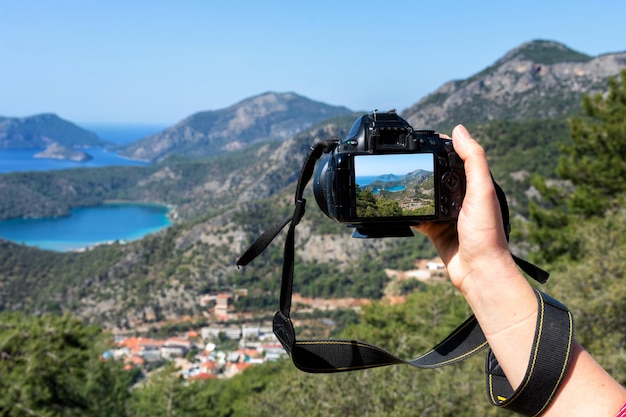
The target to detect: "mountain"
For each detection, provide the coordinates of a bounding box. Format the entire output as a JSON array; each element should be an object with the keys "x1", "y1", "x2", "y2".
[
  {"x1": 0, "y1": 113, "x2": 108, "y2": 149},
  {"x1": 403, "y1": 169, "x2": 432, "y2": 181},
  {"x1": 118, "y1": 92, "x2": 353, "y2": 162},
  {"x1": 374, "y1": 174, "x2": 402, "y2": 182},
  {"x1": 402, "y1": 40, "x2": 626, "y2": 131}
]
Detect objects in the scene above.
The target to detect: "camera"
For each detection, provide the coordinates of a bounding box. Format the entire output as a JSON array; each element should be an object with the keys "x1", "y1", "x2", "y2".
[{"x1": 313, "y1": 110, "x2": 465, "y2": 238}]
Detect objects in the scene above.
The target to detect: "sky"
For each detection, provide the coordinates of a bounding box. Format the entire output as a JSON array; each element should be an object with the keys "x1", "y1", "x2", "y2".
[
  {"x1": 1, "y1": 0, "x2": 624, "y2": 125},
  {"x1": 355, "y1": 154, "x2": 433, "y2": 177}
]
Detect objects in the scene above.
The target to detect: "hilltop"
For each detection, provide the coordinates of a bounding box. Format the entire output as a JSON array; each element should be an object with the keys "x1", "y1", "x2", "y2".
[
  {"x1": 117, "y1": 92, "x2": 353, "y2": 162},
  {"x1": 403, "y1": 40, "x2": 626, "y2": 131},
  {"x1": 0, "y1": 113, "x2": 108, "y2": 149}
]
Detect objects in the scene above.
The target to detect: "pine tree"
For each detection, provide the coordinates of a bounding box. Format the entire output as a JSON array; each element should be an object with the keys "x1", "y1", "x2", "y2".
[
  {"x1": 0, "y1": 312, "x2": 132, "y2": 417},
  {"x1": 559, "y1": 68, "x2": 626, "y2": 216},
  {"x1": 529, "y1": 69, "x2": 626, "y2": 262}
]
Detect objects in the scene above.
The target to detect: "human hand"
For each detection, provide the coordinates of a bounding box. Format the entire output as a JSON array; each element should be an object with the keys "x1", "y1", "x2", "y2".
[
  {"x1": 414, "y1": 124, "x2": 517, "y2": 295},
  {"x1": 415, "y1": 124, "x2": 538, "y2": 386}
]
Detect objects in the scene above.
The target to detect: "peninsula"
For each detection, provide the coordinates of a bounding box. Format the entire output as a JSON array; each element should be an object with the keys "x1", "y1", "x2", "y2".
[{"x1": 34, "y1": 142, "x2": 93, "y2": 162}]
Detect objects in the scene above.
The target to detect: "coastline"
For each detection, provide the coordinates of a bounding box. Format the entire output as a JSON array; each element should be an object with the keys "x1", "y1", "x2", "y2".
[
  {"x1": 0, "y1": 202, "x2": 175, "y2": 252},
  {"x1": 102, "y1": 200, "x2": 179, "y2": 222},
  {"x1": 0, "y1": 146, "x2": 150, "y2": 174}
]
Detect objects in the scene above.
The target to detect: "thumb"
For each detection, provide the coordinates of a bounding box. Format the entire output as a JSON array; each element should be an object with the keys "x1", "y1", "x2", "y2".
[{"x1": 451, "y1": 125, "x2": 494, "y2": 203}]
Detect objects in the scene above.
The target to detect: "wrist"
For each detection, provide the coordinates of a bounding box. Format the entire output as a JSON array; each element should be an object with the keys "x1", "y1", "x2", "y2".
[
  {"x1": 457, "y1": 256, "x2": 539, "y2": 389},
  {"x1": 456, "y1": 254, "x2": 538, "y2": 337},
  {"x1": 452, "y1": 249, "x2": 519, "y2": 296}
]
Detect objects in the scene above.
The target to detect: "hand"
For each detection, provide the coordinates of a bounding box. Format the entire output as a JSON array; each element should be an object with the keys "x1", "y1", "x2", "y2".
[
  {"x1": 415, "y1": 125, "x2": 538, "y2": 389},
  {"x1": 414, "y1": 124, "x2": 517, "y2": 295}
]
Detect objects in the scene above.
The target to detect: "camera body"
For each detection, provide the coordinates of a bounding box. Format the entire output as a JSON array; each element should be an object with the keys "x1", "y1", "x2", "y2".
[{"x1": 313, "y1": 110, "x2": 465, "y2": 237}]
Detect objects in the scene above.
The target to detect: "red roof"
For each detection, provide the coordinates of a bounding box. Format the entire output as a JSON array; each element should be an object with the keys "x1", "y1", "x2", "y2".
[
  {"x1": 188, "y1": 372, "x2": 216, "y2": 381},
  {"x1": 119, "y1": 337, "x2": 164, "y2": 349}
]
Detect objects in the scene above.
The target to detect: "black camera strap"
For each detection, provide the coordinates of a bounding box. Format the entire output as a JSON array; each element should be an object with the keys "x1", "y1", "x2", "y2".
[{"x1": 236, "y1": 140, "x2": 573, "y2": 416}]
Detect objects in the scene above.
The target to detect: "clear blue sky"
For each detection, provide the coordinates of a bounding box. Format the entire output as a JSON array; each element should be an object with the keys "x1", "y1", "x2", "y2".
[
  {"x1": 1, "y1": 0, "x2": 624, "y2": 124},
  {"x1": 355, "y1": 154, "x2": 433, "y2": 177}
]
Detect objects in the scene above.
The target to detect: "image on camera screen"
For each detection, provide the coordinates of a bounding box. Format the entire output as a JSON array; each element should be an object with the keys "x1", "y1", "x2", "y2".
[{"x1": 354, "y1": 153, "x2": 435, "y2": 218}]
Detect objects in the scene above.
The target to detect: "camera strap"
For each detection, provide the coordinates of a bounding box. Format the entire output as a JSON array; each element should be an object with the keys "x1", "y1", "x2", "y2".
[{"x1": 236, "y1": 140, "x2": 573, "y2": 416}]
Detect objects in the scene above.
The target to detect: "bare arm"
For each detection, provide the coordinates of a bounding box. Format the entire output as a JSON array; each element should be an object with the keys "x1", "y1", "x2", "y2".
[{"x1": 415, "y1": 124, "x2": 626, "y2": 416}]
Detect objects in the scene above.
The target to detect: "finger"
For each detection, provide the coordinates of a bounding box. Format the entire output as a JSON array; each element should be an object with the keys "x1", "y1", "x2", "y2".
[
  {"x1": 412, "y1": 221, "x2": 458, "y2": 264},
  {"x1": 451, "y1": 125, "x2": 507, "y2": 244},
  {"x1": 451, "y1": 125, "x2": 497, "y2": 203},
  {"x1": 451, "y1": 125, "x2": 491, "y2": 181}
]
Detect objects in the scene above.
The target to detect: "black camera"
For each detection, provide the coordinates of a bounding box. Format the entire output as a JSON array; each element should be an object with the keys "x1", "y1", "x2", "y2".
[{"x1": 313, "y1": 110, "x2": 465, "y2": 238}]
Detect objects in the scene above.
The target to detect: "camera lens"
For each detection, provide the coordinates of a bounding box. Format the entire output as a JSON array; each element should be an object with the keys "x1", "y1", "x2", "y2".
[{"x1": 313, "y1": 159, "x2": 332, "y2": 217}]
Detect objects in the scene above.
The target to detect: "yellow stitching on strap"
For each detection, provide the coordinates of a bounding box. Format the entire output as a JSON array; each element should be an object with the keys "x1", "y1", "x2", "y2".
[
  {"x1": 503, "y1": 291, "x2": 545, "y2": 405},
  {"x1": 531, "y1": 310, "x2": 574, "y2": 417}
]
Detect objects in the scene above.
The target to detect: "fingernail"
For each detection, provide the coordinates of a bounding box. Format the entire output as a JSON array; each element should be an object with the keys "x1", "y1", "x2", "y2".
[{"x1": 453, "y1": 124, "x2": 470, "y2": 141}]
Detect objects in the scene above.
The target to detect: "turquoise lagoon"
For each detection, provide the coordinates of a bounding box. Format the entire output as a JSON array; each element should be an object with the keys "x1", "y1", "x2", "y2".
[
  {"x1": 0, "y1": 203, "x2": 172, "y2": 252},
  {"x1": 0, "y1": 124, "x2": 172, "y2": 251}
]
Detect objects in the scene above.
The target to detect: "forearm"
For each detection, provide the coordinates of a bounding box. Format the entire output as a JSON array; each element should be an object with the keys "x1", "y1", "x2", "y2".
[
  {"x1": 544, "y1": 342, "x2": 626, "y2": 417},
  {"x1": 458, "y1": 257, "x2": 626, "y2": 417},
  {"x1": 456, "y1": 254, "x2": 539, "y2": 390}
]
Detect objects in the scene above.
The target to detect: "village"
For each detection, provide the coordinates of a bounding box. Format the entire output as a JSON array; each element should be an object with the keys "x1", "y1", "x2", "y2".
[
  {"x1": 107, "y1": 290, "x2": 288, "y2": 381},
  {"x1": 108, "y1": 323, "x2": 287, "y2": 381},
  {"x1": 106, "y1": 257, "x2": 447, "y2": 381}
]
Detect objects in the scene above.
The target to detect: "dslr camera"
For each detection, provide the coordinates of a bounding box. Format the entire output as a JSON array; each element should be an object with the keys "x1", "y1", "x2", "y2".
[{"x1": 314, "y1": 110, "x2": 465, "y2": 238}]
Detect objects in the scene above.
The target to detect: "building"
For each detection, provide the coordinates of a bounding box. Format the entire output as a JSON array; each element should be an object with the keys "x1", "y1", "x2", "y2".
[{"x1": 215, "y1": 293, "x2": 233, "y2": 320}]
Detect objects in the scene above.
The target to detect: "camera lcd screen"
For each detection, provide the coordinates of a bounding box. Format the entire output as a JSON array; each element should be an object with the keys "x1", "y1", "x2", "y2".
[{"x1": 354, "y1": 153, "x2": 436, "y2": 218}]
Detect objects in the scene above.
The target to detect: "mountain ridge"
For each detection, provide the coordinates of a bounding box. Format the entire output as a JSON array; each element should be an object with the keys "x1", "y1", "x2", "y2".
[
  {"x1": 118, "y1": 91, "x2": 353, "y2": 162},
  {"x1": 0, "y1": 113, "x2": 110, "y2": 149},
  {"x1": 402, "y1": 39, "x2": 626, "y2": 131}
]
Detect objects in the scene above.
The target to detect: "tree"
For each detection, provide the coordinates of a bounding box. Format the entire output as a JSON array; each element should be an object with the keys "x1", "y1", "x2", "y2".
[
  {"x1": 529, "y1": 69, "x2": 626, "y2": 261},
  {"x1": 84, "y1": 355, "x2": 134, "y2": 417},
  {"x1": 0, "y1": 312, "x2": 132, "y2": 417},
  {"x1": 543, "y1": 205, "x2": 626, "y2": 385},
  {"x1": 558, "y1": 68, "x2": 626, "y2": 216},
  {"x1": 129, "y1": 363, "x2": 186, "y2": 417},
  {"x1": 525, "y1": 69, "x2": 626, "y2": 386}
]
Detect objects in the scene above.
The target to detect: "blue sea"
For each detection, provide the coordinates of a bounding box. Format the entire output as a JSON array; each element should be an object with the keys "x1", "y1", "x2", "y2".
[
  {"x1": 0, "y1": 204, "x2": 172, "y2": 252},
  {"x1": 0, "y1": 123, "x2": 172, "y2": 251},
  {"x1": 79, "y1": 123, "x2": 167, "y2": 145},
  {"x1": 0, "y1": 123, "x2": 168, "y2": 173},
  {"x1": 0, "y1": 147, "x2": 151, "y2": 173},
  {"x1": 355, "y1": 175, "x2": 380, "y2": 186},
  {"x1": 371, "y1": 185, "x2": 406, "y2": 194}
]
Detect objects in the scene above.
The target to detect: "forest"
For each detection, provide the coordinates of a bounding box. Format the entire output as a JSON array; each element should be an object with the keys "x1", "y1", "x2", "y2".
[{"x1": 1, "y1": 70, "x2": 625, "y2": 416}]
